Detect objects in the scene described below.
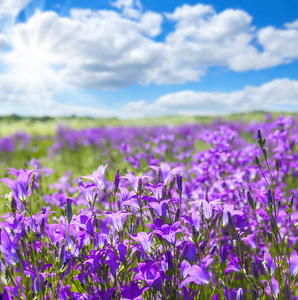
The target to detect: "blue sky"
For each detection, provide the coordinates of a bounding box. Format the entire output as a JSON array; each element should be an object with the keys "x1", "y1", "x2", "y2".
[{"x1": 0, "y1": 0, "x2": 298, "y2": 117}]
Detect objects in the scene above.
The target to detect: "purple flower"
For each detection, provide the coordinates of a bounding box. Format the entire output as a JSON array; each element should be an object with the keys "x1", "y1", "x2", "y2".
[
  {"x1": 181, "y1": 265, "x2": 210, "y2": 286},
  {"x1": 102, "y1": 210, "x2": 131, "y2": 232},
  {"x1": 150, "y1": 162, "x2": 183, "y2": 184},
  {"x1": 0, "y1": 228, "x2": 18, "y2": 266},
  {"x1": 220, "y1": 244, "x2": 231, "y2": 264},
  {"x1": 289, "y1": 250, "x2": 298, "y2": 276},
  {"x1": 152, "y1": 221, "x2": 182, "y2": 245},
  {"x1": 145, "y1": 182, "x2": 164, "y2": 201},
  {"x1": 225, "y1": 258, "x2": 241, "y2": 274},
  {"x1": 271, "y1": 277, "x2": 280, "y2": 299},
  {"x1": 1, "y1": 168, "x2": 35, "y2": 202},
  {"x1": 122, "y1": 173, "x2": 152, "y2": 193},
  {"x1": 127, "y1": 231, "x2": 154, "y2": 254},
  {"x1": 120, "y1": 282, "x2": 148, "y2": 300},
  {"x1": 147, "y1": 199, "x2": 171, "y2": 218},
  {"x1": 133, "y1": 261, "x2": 162, "y2": 289},
  {"x1": 263, "y1": 252, "x2": 275, "y2": 275},
  {"x1": 78, "y1": 178, "x2": 95, "y2": 203},
  {"x1": 82, "y1": 164, "x2": 108, "y2": 190},
  {"x1": 236, "y1": 288, "x2": 244, "y2": 300}
]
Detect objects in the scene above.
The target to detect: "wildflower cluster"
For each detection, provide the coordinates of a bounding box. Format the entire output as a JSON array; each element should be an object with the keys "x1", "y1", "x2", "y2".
[{"x1": 0, "y1": 115, "x2": 298, "y2": 299}]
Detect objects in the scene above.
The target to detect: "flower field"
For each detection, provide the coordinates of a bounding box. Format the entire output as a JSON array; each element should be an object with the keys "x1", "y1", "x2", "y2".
[{"x1": 0, "y1": 115, "x2": 298, "y2": 299}]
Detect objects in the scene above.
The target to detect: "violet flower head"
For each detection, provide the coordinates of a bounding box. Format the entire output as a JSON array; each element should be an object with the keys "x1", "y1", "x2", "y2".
[
  {"x1": 133, "y1": 261, "x2": 162, "y2": 289},
  {"x1": 150, "y1": 162, "x2": 183, "y2": 184},
  {"x1": 0, "y1": 228, "x2": 18, "y2": 266},
  {"x1": 271, "y1": 277, "x2": 280, "y2": 299},
  {"x1": 225, "y1": 258, "x2": 241, "y2": 274},
  {"x1": 122, "y1": 173, "x2": 152, "y2": 193},
  {"x1": 147, "y1": 199, "x2": 171, "y2": 218},
  {"x1": 82, "y1": 164, "x2": 108, "y2": 191},
  {"x1": 289, "y1": 250, "x2": 298, "y2": 276},
  {"x1": 220, "y1": 244, "x2": 231, "y2": 264},
  {"x1": 236, "y1": 288, "x2": 244, "y2": 300},
  {"x1": 103, "y1": 210, "x2": 131, "y2": 232},
  {"x1": 181, "y1": 265, "x2": 210, "y2": 286},
  {"x1": 1, "y1": 168, "x2": 35, "y2": 202},
  {"x1": 78, "y1": 178, "x2": 95, "y2": 203},
  {"x1": 176, "y1": 174, "x2": 183, "y2": 193},
  {"x1": 263, "y1": 251, "x2": 275, "y2": 275},
  {"x1": 127, "y1": 231, "x2": 154, "y2": 254},
  {"x1": 120, "y1": 282, "x2": 148, "y2": 300}
]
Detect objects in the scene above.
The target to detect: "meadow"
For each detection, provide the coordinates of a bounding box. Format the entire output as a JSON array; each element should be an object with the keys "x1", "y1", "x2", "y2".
[{"x1": 0, "y1": 113, "x2": 297, "y2": 299}]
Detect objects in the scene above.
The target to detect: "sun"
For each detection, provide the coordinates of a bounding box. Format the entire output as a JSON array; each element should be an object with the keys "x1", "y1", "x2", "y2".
[
  {"x1": 2, "y1": 14, "x2": 65, "y2": 103},
  {"x1": 5, "y1": 33, "x2": 61, "y2": 85}
]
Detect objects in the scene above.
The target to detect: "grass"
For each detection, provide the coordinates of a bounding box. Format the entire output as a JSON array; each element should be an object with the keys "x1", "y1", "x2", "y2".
[{"x1": 0, "y1": 111, "x2": 296, "y2": 136}]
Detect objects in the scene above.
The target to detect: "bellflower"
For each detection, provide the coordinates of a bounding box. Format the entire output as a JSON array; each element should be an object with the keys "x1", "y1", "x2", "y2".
[
  {"x1": 181, "y1": 265, "x2": 210, "y2": 286},
  {"x1": 122, "y1": 173, "x2": 152, "y2": 193},
  {"x1": 82, "y1": 164, "x2": 108, "y2": 191},
  {"x1": 120, "y1": 282, "x2": 149, "y2": 300},
  {"x1": 78, "y1": 178, "x2": 95, "y2": 203},
  {"x1": 289, "y1": 250, "x2": 298, "y2": 276},
  {"x1": 133, "y1": 261, "x2": 162, "y2": 289},
  {"x1": 1, "y1": 168, "x2": 35, "y2": 202},
  {"x1": 263, "y1": 252, "x2": 275, "y2": 275},
  {"x1": 127, "y1": 232, "x2": 154, "y2": 254},
  {"x1": 102, "y1": 210, "x2": 131, "y2": 232},
  {"x1": 150, "y1": 162, "x2": 184, "y2": 184},
  {"x1": 0, "y1": 228, "x2": 18, "y2": 266}
]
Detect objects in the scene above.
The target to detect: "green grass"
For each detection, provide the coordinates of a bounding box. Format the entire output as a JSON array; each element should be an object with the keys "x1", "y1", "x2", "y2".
[{"x1": 0, "y1": 111, "x2": 296, "y2": 136}]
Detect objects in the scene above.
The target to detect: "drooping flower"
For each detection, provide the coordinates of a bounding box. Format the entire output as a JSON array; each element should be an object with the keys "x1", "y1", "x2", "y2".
[
  {"x1": 0, "y1": 228, "x2": 19, "y2": 266},
  {"x1": 181, "y1": 265, "x2": 210, "y2": 286},
  {"x1": 263, "y1": 252, "x2": 275, "y2": 275},
  {"x1": 289, "y1": 250, "x2": 298, "y2": 276},
  {"x1": 271, "y1": 277, "x2": 280, "y2": 299}
]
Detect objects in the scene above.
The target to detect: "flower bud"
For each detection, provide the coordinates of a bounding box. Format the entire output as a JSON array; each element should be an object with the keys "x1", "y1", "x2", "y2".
[
  {"x1": 176, "y1": 174, "x2": 183, "y2": 194},
  {"x1": 267, "y1": 189, "x2": 273, "y2": 206},
  {"x1": 169, "y1": 176, "x2": 176, "y2": 191},
  {"x1": 209, "y1": 245, "x2": 217, "y2": 255},
  {"x1": 66, "y1": 198, "x2": 73, "y2": 224},
  {"x1": 228, "y1": 211, "x2": 235, "y2": 231},
  {"x1": 236, "y1": 288, "x2": 243, "y2": 300},
  {"x1": 59, "y1": 244, "x2": 65, "y2": 266},
  {"x1": 113, "y1": 169, "x2": 120, "y2": 192},
  {"x1": 199, "y1": 241, "x2": 205, "y2": 253},
  {"x1": 252, "y1": 261, "x2": 259, "y2": 279},
  {"x1": 247, "y1": 191, "x2": 255, "y2": 210},
  {"x1": 40, "y1": 218, "x2": 45, "y2": 236},
  {"x1": 137, "y1": 178, "x2": 143, "y2": 194},
  {"x1": 275, "y1": 158, "x2": 280, "y2": 172},
  {"x1": 255, "y1": 156, "x2": 261, "y2": 167},
  {"x1": 257, "y1": 129, "x2": 263, "y2": 142}
]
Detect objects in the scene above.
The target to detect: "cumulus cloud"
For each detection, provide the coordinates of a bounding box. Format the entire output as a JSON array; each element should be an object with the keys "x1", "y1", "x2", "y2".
[
  {"x1": 0, "y1": 2, "x2": 298, "y2": 116},
  {"x1": 124, "y1": 79, "x2": 298, "y2": 117},
  {"x1": 0, "y1": 0, "x2": 32, "y2": 21}
]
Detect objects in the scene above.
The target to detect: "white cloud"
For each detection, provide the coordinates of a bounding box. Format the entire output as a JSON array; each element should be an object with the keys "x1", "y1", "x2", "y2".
[
  {"x1": 0, "y1": 34, "x2": 8, "y2": 49},
  {"x1": 0, "y1": 0, "x2": 32, "y2": 21},
  {"x1": 0, "y1": 2, "x2": 298, "y2": 116},
  {"x1": 2, "y1": 4, "x2": 298, "y2": 91},
  {"x1": 124, "y1": 79, "x2": 298, "y2": 116}
]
